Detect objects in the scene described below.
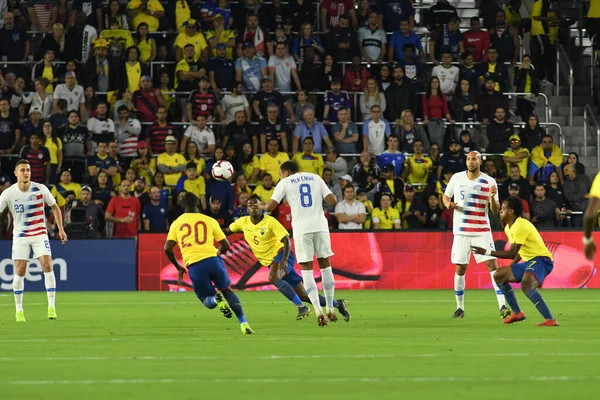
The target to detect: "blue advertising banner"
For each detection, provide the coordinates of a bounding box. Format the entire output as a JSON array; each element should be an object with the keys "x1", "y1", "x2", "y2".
[{"x1": 0, "y1": 239, "x2": 137, "y2": 292}]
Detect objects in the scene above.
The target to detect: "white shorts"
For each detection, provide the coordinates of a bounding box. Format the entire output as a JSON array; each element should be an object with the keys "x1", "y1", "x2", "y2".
[
  {"x1": 293, "y1": 232, "x2": 334, "y2": 263},
  {"x1": 12, "y1": 235, "x2": 52, "y2": 261},
  {"x1": 451, "y1": 233, "x2": 496, "y2": 265}
]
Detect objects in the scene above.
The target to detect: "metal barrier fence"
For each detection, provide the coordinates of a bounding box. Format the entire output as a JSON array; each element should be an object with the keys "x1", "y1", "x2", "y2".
[
  {"x1": 583, "y1": 103, "x2": 600, "y2": 169},
  {"x1": 556, "y1": 42, "x2": 574, "y2": 126}
]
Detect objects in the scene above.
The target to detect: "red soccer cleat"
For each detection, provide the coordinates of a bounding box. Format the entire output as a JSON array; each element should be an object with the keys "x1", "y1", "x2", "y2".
[
  {"x1": 503, "y1": 311, "x2": 526, "y2": 324},
  {"x1": 326, "y1": 312, "x2": 338, "y2": 322},
  {"x1": 536, "y1": 319, "x2": 559, "y2": 327},
  {"x1": 317, "y1": 314, "x2": 328, "y2": 327}
]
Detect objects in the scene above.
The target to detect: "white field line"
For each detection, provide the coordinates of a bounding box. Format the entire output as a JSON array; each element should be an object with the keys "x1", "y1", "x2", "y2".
[
  {"x1": 0, "y1": 353, "x2": 600, "y2": 362},
  {"x1": 2, "y1": 376, "x2": 600, "y2": 385}
]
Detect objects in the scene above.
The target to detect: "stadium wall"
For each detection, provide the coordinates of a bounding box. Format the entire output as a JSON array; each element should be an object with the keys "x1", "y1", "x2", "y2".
[
  {"x1": 0, "y1": 239, "x2": 137, "y2": 292},
  {"x1": 138, "y1": 232, "x2": 600, "y2": 291}
]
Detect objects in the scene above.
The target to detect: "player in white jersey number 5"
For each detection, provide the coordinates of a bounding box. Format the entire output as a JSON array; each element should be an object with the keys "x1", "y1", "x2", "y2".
[
  {"x1": 265, "y1": 161, "x2": 338, "y2": 327},
  {"x1": 442, "y1": 151, "x2": 510, "y2": 319},
  {"x1": 0, "y1": 160, "x2": 67, "y2": 322}
]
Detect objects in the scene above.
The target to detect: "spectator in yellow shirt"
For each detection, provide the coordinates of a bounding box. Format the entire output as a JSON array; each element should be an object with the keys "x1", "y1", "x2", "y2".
[
  {"x1": 259, "y1": 139, "x2": 290, "y2": 183},
  {"x1": 174, "y1": 19, "x2": 209, "y2": 63},
  {"x1": 177, "y1": 161, "x2": 207, "y2": 210},
  {"x1": 357, "y1": 188, "x2": 374, "y2": 229},
  {"x1": 253, "y1": 174, "x2": 275, "y2": 203},
  {"x1": 206, "y1": 14, "x2": 236, "y2": 59},
  {"x1": 405, "y1": 139, "x2": 432, "y2": 192},
  {"x1": 157, "y1": 135, "x2": 187, "y2": 187},
  {"x1": 127, "y1": 0, "x2": 165, "y2": 32},
  {"x1": 292, "y1": 137, "x2": 325, "y2": 175},
  {"x1": 503, "y1": 134, "x2": 530, "y2": 178},
  {"x1": 372, "y1": 193, "x2": 401, "y2": 229}
]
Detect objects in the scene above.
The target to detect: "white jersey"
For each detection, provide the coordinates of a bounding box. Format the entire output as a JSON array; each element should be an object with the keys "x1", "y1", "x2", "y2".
[
  {"x1": 432, "y1": 65, "x2": 460, "y2": 98},
  {"x1": 271, "y1": 172, "x2": 332, "y2": 236},
  {"x1": 221, "y1": 94, "x2": 249, "y2": 123},
  {"x1": 53, "y1": 84, "x2": 85, "y2": 112},
  {"x1": 444, "y1": 171, "x2": 498, "y2": 236},
  {"x1": 0, "y1": 182, "x2": 56, "y2": 239},
  {"x1": 184, "y1": 125, "x2": 215, "y2": 152}
]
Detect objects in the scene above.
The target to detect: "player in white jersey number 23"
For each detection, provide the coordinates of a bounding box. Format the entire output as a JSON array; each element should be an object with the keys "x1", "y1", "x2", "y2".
[
  {"x1": 442, "y1": 151, "x2": 511, "y2": 320},
  {"x1": 0, "y1": 160, "x2": 67, "y2": 322},
  {"x1": 265, "y1": 161, "x2": 338, "y2": 327}
]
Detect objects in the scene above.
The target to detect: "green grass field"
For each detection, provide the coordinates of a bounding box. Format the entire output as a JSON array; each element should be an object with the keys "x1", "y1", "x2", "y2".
[{"x1": 2, "y1": 290, "x2": 600, "y2": 399}]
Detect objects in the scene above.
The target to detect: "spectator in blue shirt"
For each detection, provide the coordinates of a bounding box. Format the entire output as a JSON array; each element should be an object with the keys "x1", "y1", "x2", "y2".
[
  {"x1": 292, "y1": 108, "x2": 334, "y2": 154},
  {"x1": 388, "y1": 19, "x2": 424, "y2": 62},
  {"x1": 378, "y1": 134, "x2": 406, "y2": 177},
  {"x1": 142, "y1": 186, "x2": 168, "y2": 232},
  {"x1": 234, "y1": 42, "x2": 268, "y2": 92}
]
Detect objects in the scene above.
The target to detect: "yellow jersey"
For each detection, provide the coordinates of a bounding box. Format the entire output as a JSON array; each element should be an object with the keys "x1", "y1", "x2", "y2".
[
  {"x1": 43, "y1": 137, "x2": 62, "y2": 165},
  {"x1": 259, "y1": 152, "x2": 289, "y2": 183},
  {"x1": 175, "y1": 0, "x2": 191, "y2": 33},
  {"x1": 360, "y1": 199, "x2": 374, "y2": 229},
  {"x1": 243, "y1": 155, "x2": 260, "y2": 183},
  {"x1": 183, "y1": 176, "x2": 206, "y2": 199},
  {"x1": 125, "y1": 62, "x2": 142, "y2": 93},
  {"x1": 187, "y1": 157, "x2": 206, "y2": 175},
  {"x1": 130, "y1": 157, "x2": 157, "y2": 185},
  {"x1": 405, "y1": 155, "x2": 432, "y2": 192},
  {"x1": 174, "y1": 32, "x2": 208, "y2": 61},
  {"x1": 167, "y1": 212, "x2": 225, "y2": 266},
  {"x1": 292, "y1": 152, "x2": 324, "y2": 176},
  {"x1": 503, "y1": 147, "x2": 530, "y2": 178},
  {"x1": 128, "y1": 0, "x2": 164, "y2": 32},
  {"x1": 589, "y1": 173, "x2": 600, "y2": 198},
  {"x1": 174, "y1": 57, "x2": 203, "y2": 89},
  {"x1": 504, "y1": 217, "x2": 553, "y2": 262},
  {"x1": 253, "y1": 184, "x2": 275, "y2": 203},
  {"x1": 51, "y1": 182, "x2": 81, "y2": 207},
  {"x1": 371, "y1": 207, "x2": 400, "y2": 229},
  {"x1": 589, "y1": 0, "x2": 600, "y2": 18},
  {"x1": 206, "y1": 29, "x2": 236, "y2": 59},
  {"x1": 228, "y1": 215, "x2": 288, "y2": 265},
  {"x1": 157, "y1": 152, "x2": 187, "y2": 186},
  {"x1": 42, "y1": 66, "x2": 55, "y2": 92},
  {"x1": 137, "y1": 38, "x2": 153, "y2": 62},
  {"x1": 530, "y1": 0, "x2": 547, "y2": 37}
]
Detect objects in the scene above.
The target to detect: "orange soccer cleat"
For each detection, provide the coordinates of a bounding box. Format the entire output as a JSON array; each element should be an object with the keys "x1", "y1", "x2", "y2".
[
  {"x1": 503, "y1": 311, "x2": 526, "y2": 324},
  {"x1": 536, "y1": 319, "x2": 559, "y2": 327}
]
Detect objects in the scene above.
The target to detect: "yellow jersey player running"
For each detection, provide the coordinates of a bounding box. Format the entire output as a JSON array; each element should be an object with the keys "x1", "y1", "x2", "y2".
[
  {"x1": 164, "y1": 193, "x2": 253, "y2": 335},
  {"x1": 224, "y1": 195, "x2": 350, "y2": 322},
  {"x1": 472, "y1": 197, "x2": 559, "y2": 326},
  {"x1": 582, "y1": 173, "x2": 600, "y2": 260}
]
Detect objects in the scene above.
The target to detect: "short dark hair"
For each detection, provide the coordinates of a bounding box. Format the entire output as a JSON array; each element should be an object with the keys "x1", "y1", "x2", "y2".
[
  {"x1": 303, "y1": 136, "x2": 314, "y2": 144},
  {"x1": 186, "y1": 161, "x2": 197, "y2": 170},
  {"x1": 280, "y1": 161, "x2": 299, "y2": 174},
  {"x1": 248, "y1": 194, "x2": 261, "y2": 203},
  {"x1": 381, "y1": 193, "x2": 393, "y2": 202},
  {"x1": 181, "y1": 192, "x2": 200, "y2": 210},
  {"x1": 15, "y1": 159, "x2": 30, "y2": 168},
  {"x1": 534, "y1": 183, "x2": 546, "y2": 191},
  {"x1": 343, "y1": 185, "x2": 355, "y2": 192},
  {"x1": 441, "y1": 50, "x2": 453, "y2": 57},
  {"x1": 504, "y1": 196, "x2": 523, "y2": 218}
]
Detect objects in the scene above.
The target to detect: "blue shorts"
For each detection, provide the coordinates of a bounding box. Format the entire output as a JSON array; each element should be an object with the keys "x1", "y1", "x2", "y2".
[
  {"x1": 272, "y1": 250, "x2": 303, "y2": 288},
  {"x1": 187, "y1": 256, "x2": 231, "y2": 300},
  {"x1": 511, "y1": 256, "x2": 554, "y2": 286}
]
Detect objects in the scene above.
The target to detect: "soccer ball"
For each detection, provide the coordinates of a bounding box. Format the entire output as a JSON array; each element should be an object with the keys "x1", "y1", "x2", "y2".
[{"x1": 211, "y1": 160, "x2": 234, "y2": 181}]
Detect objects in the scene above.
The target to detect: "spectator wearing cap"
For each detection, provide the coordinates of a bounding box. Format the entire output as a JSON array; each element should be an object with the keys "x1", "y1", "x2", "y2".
[
  {"x1": 325, "y1": 148, "x2": 349, "y2": 179},
  {"x1": 132, "y1": 175, "x2": 150, "y2": 207},
  {"x1": 175, "y1": 19, "x2": 209, "y2": 63},
  {"x1": 405, "y1": 139, "x2": 433, "y2": 193},
  {"x1": 142, "y1": 185, "x2": 168, "y2": 232},
  {"x1": 175, "y1": 44, "x2": 207, "y2": 95},
  {"x1": 235, "y1": 13, "x2": 272, "y2": 59},
  {"x1": 323, "y1": 78, "x2": 351, "y2": 125},
  {"x1": 87, "y1": 141, "x2": 118, "y2": 183},
  {"x1": 332, "y1": 174, "x2": 353, "y2": 203},
  {"x1": 478, "y1": 76, "x2": 509, "y2": 124},
  {"x1": 130, "y1": 140, "x2": 157, "y2": 184},
  {"x1": 144, "y1": 106, "x2": 177, "y2": 155},
  {"x1": 259, "y1": 103, "x2": 288, "y2": 154},
  {"x1": 293, "y1": 109, "x2": 333, "y2": 155},
  {"x1": 105, "y1": 179, "x2": 141, "y2": 238},
  {"x1": 425, "y1": 0, "x2": 459, "y2": 31},
  {"x1": 326, "y1": 14, "x2": 358, "y2": 63},
  {"x1": 181, "y1": 114, "x2": 216, "y2": 157},
  {"x1": 204, "y1": 196, "x2": 233, "y2": 228},
  {"x1": 208, "y1": 43, "x2": 236, "y2": 94},
  {"x1": 507, "y1": 182, "x2": 531, "y2": 220},
  {"x1": 335, "y1": 185, "x2": 366, "y2": 230},
  {"x1": 378, "y1": 134, "x2": 406, "y2": 179},
  {"x1": 259, "y1": 139, "x2": 290, "y2": 184},
  {"x1": 372, "y1": 193, "x2": 401, "y2": 230},
  {"x1": 397, "y1": 183, "x2": 426, "y2": 229},
  {"x1": 53, "y1": 71, "x2": 86, "y2": 116},
  {"x1": 253, "y1": 173, "x2": 275, "y2": 203},
  {"x1": 127, "y1": 0, "x2": 165, "y2": 33},
  {"x1": 52, "y1": 170, "x2": 82, "y2": 208},
  {"x1": 133, "y1": 75, "x2": 166, "y2": 123},
  {"x1": 207, "y1": 13, "x2": 236, "y2": 60},
  {"x1": 374, "y1": 163, "x2": 405, "y2": 208},
  {"x1": 21, "y1": 106, "x2": 44, "y2": 146},
  {"x1": 235, "y1": 42, "x2": 267, "y2": 92},
  {"x1": 71, "y1": 185, "x2": 104, "y2": 238},
  {"x1": 157, "y1": 135, "x2": 186, "y2": 187},
  {"x1": 32, "y1": 50, "x2": 60, "y2": 93},
  {"x1": 477, "y1": 47, "x2": 509, "y2": 93},
  {"x1": 429, "y1": 17, "x2": 464, "y2": 63},
  {"x1": 268, "y1": 42, "x2": 302, "y2": 94},
  {"x1": 19, "y1": 132, "x2": 51, "y2": 183},
  {"x1": 84, "y1": 38, "x2": 120, "y2": 93},
  {"x1": 253, "y1": 76, "x2": 295, "y2": 125},
  {"x1": 114, "y1": 105, "x2": 142, "y2": 157},
  {"x1": 292, "y1": 137, "x2": 325, "y2": 176},
  {"x1": 437, "y1": 139, "x2": 466, "y2": 180},
  {"x1": 186, "y1": 76, "x2": 224, "y2": 123},
  {"x1": 362, "y1": 105, "x2": 391, "y2": 155},
  {"x1": 486, "y1": 107, "x2": 514, "y2": 154},
  {"x1": 503, "y1": 134, "x2": 529, "y2": 178}
]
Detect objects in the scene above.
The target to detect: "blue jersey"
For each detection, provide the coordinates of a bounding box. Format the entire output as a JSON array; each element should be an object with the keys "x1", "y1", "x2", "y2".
[
  {"x1": 378, "y1": 151, "x2": 406, "y2": 177},
  {"x1": 323, "y1": 90, "x2": 351, "y2": 123}
]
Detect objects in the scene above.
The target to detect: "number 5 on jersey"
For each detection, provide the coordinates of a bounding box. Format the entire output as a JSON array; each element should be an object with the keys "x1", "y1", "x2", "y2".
[{"x1": 299, "y1": 184, "x2": 313, "y2": 208}]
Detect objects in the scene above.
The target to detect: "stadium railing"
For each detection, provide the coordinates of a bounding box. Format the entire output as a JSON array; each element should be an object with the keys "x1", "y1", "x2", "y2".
[
  {"x1": 583, "y1": 103, "x2": 600, "y2": 168},
  {"x1": 556, "y1": 42, "x2": 574, "y2": 126},
  {"x1": 588, "y1": 33, "x2": 597, "y2": 96}
]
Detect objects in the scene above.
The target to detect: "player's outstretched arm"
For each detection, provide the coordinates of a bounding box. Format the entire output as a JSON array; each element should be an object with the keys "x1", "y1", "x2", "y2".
[
  {"x1": 471, "y1": 243, "x2": 521, "y2": 260},
  {"x1": 164, "y1": 240, "x2": 186, "y2": 284},
  {"x1": 265, "y1": 199, "x2": 279, "y2": 213},
  {"x1": 217, "y1": 238, "x2": 231, "y2": 255},
  {"x1": 223, "y1": 227, "x2": 233, "y2": 236},
  {"x1": 50, "y1": 204, "x2": 67, "y2": 244}
]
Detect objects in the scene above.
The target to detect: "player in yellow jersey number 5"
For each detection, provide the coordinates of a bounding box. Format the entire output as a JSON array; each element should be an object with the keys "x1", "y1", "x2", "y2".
[{"x1": 164, "y1": 193, "x2": 254, "y2": 335}]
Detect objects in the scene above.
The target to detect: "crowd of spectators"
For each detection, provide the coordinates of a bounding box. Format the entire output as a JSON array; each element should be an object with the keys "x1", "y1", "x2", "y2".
[{"x1": 0, "y1": 0, "x2": 588, "y2": 238}]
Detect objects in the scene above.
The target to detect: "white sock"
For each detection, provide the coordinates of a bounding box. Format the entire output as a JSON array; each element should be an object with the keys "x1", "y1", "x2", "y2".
[
  {"x1": 44, "y1": 271, "x2": 56, "y2": 308},
  {"x1": 454, "y1": 273, "x2": 465, "y2": 310},
  {"x1": 13, "y1": 275, "x2": 25, "y2": 312},
  {"x1": 301, "y1": 270, "x2": 323, "y2": 315},
  {"x1": 320, "y1": 267, "x2": 335, "y2": 312},
  {"x1": 490, "y1": 271, "x2": 506, "y2": 308}
]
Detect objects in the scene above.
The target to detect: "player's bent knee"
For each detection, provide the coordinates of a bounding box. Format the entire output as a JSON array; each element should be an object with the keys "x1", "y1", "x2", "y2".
[
  {"x1": 14, "y1": 261, "x2": 27, "y2": 276},
  {"x1": 521, "y1": 275, "x2": 536, "y2": 293},
  {"x1": 268, "y1": 269, "x2": 279, "y2": 285},
  {"x1": 455, "y1": 265, "x2": 467, "y2": 275}
]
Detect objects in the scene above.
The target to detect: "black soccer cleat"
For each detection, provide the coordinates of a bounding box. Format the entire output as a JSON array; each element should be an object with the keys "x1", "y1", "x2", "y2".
[
  {"x1": 500, "y1": 305, "x2": 512, "y2": 319},
  {"x1": 296, "y1": 305, "x2": 311, "y2": 320},
  {"x1": 336, "y1": 299, "x2": 351, "y2": 322},
  {"x1": 452, "y1": 308, "x2": 465, "y2": 319}
]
